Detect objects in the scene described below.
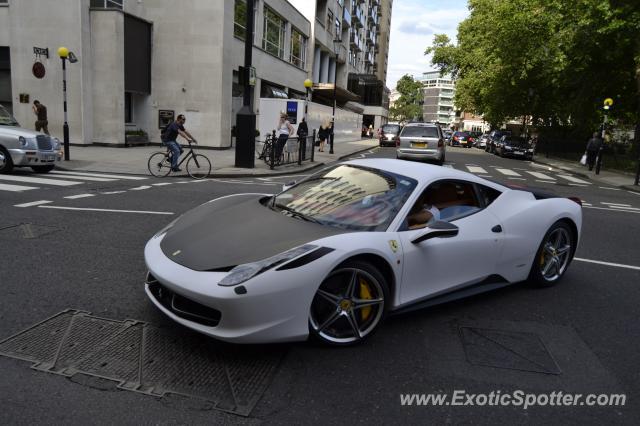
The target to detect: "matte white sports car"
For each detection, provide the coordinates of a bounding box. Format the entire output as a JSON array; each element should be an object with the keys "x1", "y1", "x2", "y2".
[{"x1": 144, "y1": 159, "x2": 582, "y2": 345}]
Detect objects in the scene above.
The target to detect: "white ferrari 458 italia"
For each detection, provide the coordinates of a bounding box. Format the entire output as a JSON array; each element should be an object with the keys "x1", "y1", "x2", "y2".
[{"x1": 144, "y1": 159, "x2": 582, "y2": 345}]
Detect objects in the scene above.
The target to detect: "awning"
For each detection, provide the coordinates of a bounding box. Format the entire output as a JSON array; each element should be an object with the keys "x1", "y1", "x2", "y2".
[{"x1": 312, "y1": 83, "x2": 360, "y2": 106}]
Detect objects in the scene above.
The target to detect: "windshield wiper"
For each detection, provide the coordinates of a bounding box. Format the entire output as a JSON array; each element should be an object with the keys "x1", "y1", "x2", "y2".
[{"x1": 274, "y1": 204, "x2": 323, "y2": 224}]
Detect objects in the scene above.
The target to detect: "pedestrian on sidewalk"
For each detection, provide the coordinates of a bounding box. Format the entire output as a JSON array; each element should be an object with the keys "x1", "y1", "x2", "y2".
[
  {"x1": 296, "y1": 117, "x2": 308, "y2": 142},
  {"x1": 585, "y1": 132, "x2": 603, "y2": 171},
  {"x1": 275, "y1": 111, "x2": 294, "y2": 162},
  {"x1": 162, "y1": 114, "x2": 195, "y2": 172},
  {"x1": 368, "y1": 124, "x2": 374, "y2": 139},
  {"x1": 317, "y1": 119, "x2": 331, "y2": 152},
  {"x1": 32, "y1": 100, "x2": 49, "y2": 135}
]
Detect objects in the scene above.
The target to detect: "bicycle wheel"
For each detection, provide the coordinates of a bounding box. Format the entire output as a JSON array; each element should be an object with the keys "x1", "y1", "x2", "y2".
[
  {"x1": 148, "y1": 152, "x2": 172, "y2": 177},
  {"x1": 187, "y1": 153, "x2": 211, "y2": 179}
]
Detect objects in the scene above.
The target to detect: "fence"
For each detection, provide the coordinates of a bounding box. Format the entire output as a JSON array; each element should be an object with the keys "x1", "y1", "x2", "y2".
[{"x1": 258, "y1": 129, "x2": 316, "y2": 170}]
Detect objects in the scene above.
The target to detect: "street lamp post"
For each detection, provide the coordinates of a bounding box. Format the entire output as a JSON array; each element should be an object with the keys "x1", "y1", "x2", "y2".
[
  {"x1": 58, "y1": 47, "x2": 70, "y2": 161},
  {"x1": 235, "y1": 0, "x2": 256, "y2": 168},
  {"x1": 330, "y1": 38, "x2": 341, "y2": 155},
  {"x1": 303, "y1": 78, "x2": 313, "y2": 161}
]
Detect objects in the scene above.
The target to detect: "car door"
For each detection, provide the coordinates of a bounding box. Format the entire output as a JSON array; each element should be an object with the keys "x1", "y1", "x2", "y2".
[{"x1": 396, "y1": 180, "x2": 505, "y2": 306}]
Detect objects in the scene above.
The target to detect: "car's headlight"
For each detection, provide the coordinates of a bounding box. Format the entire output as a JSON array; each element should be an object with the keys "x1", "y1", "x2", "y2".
[
  {"x1": 52, "y1": 138, "x2": 62, "y2": 150},
  {"x1": 19, "y1": 136, "x2": 38, "y2": 149},
  {"x1": 504, "y1": 145, "x2": 512, "y2": 150},
  {"x1": 218, "y1": 244, "x2": 318, "y2": 287}
]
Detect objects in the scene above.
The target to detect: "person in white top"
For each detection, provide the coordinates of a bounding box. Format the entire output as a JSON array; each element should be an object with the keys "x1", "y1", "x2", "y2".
[{"x1": 275, "y1": 111, "x2": 294, "y2": 162}]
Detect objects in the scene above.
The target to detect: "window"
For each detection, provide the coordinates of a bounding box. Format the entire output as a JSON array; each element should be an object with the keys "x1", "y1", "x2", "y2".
[
  {"x1": 234, "y1": 0, "x2": 247, "y2": 40},
  {"x1": 290, "y1": 28, "x2": 307, "y2": 69},
  {"x1": 476, "y1": 184, "x2": 502, "y2": 207},
  {"x1": 326, "y1": 10, "x2": 334, "y2": 35},
  {"x1": 90, "y1": 0, "x2": 123, "y2": 9},
  {"x1": 400, "y1": 126, "x2": 439, "y2": 138},
  {"x1": 262, "y1": 7, "x2": 286, "y2": 58}
]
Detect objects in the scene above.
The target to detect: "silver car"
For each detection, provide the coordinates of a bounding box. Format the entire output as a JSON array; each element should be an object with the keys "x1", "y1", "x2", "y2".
[
  {"x1": 396, "y1": 123, "x2": 446, "y2": 165},
  {"x1": 0, "y1": 105, "x2": 62, "y2": 173}
]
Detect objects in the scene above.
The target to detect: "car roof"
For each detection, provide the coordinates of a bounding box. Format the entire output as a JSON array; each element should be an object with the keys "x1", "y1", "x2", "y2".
[
  {"x1": 404, "y1": 122, "x2": 438, "y2": 127},
  {"x1": 343, "y1": 158, "x2": 505, "y2": 188}
]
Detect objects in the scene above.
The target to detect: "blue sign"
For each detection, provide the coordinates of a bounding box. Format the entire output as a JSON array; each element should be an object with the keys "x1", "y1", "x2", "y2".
[{"x1": 286, "y1": 101, "x2": 298, "y2": 124}]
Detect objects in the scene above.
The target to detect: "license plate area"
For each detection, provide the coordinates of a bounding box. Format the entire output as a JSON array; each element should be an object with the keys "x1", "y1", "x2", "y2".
[{"x1": 411, "y1": 142, "x2": 426, "y2": 148}]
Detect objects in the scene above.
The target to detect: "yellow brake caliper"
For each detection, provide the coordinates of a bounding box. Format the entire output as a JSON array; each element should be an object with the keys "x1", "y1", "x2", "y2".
[{"x1": 359, "y1": 278, "x2": 373, "y2": 321}]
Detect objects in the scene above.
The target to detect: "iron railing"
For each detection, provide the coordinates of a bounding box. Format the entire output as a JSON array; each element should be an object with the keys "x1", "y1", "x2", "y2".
[{"x1": 263, "y1": 129, "x2": 316, "y2": 170}]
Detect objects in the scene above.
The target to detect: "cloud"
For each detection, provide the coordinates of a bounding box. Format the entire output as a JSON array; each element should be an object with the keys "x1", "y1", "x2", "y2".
[{"x1": 386, "y1": 0, "x2": 469, "y2": 90}]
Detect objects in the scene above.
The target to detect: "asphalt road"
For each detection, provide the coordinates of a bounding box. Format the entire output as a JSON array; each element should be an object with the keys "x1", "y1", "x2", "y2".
[{"x1": 1, "y1": 147, "x2": 639, "y2": 425}]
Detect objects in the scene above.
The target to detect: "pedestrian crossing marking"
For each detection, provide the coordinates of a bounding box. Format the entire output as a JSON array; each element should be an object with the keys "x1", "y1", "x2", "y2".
[
  {"x1": 0, "y1": 183, "x2": 39, "y2": 192},
  {"x1": 50, "y1": 171, "x2": 147, "y2": 180},
  {"x1": 14, "y1": 200, "x2": 52, "y2": 208},
  {"x1": 47, "y1": 173, "x2": 118, "y2": 182},
  {"x1": 130, "y1": 185, "x2": 152, "y2": 190},
  {"x1": 496, "y1": 168, "x2": 522, "y2": 177},
  {"x1": 558, "y1": 175, "x2": 591, "y2": 184},
  {"x1": 466, "y1": 166, "x2": 488, "y2": 174},
  {"x1": 526, "y1": 171, "x2": 555, "y2": 180},
  {"x1": 64, "y1": 194, "x2": 95, "y2": 199},
  {"x1": 0, "y1": 175, "x2": 81, "y2": 186}
]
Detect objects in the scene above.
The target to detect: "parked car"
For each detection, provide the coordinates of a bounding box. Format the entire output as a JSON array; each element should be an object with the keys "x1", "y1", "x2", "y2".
[
  {"x1": 476, "y1": 132, "x2": 490, "y2": 149},
  {"x1": 495, "y1": 135, "x2": 534, "y2": 160},
  {"x1": 468, "y1": 131, "x2": 483, "y2": 147},
  {"x1": 396, "y1": 123, "x2": 446, "y2": 165},
  {"x1": 144, "y1": 159, "x2": 582, "y2": 345},
  {"x1": 0, "y1": 105, "x2": 62, "y2": 173},
  {"x1": 451, "y1": 131, "x2": 473, "y2": 148},
  {"x1": 379, "y1": 123, "x2": 402, "y2": 147},
  {"x1": 485, "y1": 130, "x2": 512, "y2": 153}
]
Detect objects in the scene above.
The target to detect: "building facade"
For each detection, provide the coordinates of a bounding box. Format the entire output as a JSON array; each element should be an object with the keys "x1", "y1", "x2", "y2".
[
  {"x1": 418, "y1": 71, "x2": 455, "y2": 127},
  {"x1": 0, "y1": 0, "x2": 392, "y2": 149}
]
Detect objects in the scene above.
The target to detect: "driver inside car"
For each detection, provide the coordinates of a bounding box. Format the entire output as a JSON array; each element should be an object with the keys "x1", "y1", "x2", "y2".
[{"x1": 405, "y1": 190, "x2": 440, "y2": 229}]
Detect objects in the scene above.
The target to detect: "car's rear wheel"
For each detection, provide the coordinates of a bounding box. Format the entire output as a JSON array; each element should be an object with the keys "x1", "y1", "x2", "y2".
[
  {"x1": 309, "y1": 260, "x2": 388, "y2": 345},
  {"x1": 0, "y1": 146, "x2": 14, "y2": 174},
  {"x1": 528, "y1": 221, "x2": 575, "y2": 287},
  {"x1": 31, "y1": 165, "x2": 55, "y2": 173}
]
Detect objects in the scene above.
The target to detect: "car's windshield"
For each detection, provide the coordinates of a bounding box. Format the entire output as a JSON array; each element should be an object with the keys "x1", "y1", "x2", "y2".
[
  {"x1": 382, "y1": 124, "x2": 400, "y2": 134},
  {"x1": 0, "y1": 105, "x2": 20, "y2": 127},
  {"x1": 401, "y1": 126, "x2": 439, "y2": 138},
  {"x1": 271, "y1": 164, "x2": 418, "y2": 231}
]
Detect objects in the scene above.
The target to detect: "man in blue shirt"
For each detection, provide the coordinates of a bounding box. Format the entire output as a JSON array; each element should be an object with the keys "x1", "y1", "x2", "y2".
[{"x1": 162, "y1": 114, "x2": 195, "y2": 172}]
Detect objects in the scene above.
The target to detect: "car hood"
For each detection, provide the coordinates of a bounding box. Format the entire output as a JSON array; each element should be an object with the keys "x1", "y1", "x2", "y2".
[
  {"x1": 160, "y1": 194, "x2": 349, "y2": 271},
  {"x1": 0, "y1": 125, "x2": 47, "y2": 138}
]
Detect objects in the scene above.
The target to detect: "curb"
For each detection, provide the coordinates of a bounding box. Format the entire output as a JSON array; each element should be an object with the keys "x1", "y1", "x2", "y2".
[{"x1": 533, "y1": 157, "x2": 640, "y2": 192}]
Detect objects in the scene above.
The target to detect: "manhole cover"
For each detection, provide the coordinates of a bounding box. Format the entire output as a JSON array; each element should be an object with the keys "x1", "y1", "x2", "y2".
[
  {"x1": 459, "y1": 326, "x2": 561, "y2": 375},
  {"x1": 0, "y1": 310, "x2": 285, "y2": 416}
]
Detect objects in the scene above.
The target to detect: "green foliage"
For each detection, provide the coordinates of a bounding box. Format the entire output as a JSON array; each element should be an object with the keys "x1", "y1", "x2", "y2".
[
  {"x1": 390, "y1": 74, "x2": 423, "y2": 122},
  {"x1": 426, "y1": 0, "x2": 640, "y2": 136}
]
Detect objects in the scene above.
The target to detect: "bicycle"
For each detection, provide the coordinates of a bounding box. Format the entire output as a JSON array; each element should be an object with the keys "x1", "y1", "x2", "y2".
[
  {"x1": 256, "y1": 133, "x2": 284, "y2": 167},
  {"x1": 147, "y1": 140, "x2": 211, "y2": 179}
]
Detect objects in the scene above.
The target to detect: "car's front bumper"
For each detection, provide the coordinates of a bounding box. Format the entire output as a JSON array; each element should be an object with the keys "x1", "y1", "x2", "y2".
[
  {"x1": 9, "y1": 148, "x2": 62, "y2": 166},
  {"x1": 144, "y1": 234, "x2": 333, "y2": 344}
]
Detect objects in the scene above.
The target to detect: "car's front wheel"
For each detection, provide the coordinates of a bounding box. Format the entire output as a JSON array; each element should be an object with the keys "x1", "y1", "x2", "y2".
[
  {"x1": 309, "y1": 260, "x2": 388, "y2": 345},
  {"x1": 0, "y1": 147, "x2": 14, "y2": 174},
  {"x1": 528, "y1": 221, "x2": 575, "y2": 287}
]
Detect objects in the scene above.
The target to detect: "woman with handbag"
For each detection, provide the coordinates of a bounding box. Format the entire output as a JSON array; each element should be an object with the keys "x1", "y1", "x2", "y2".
[{"x1": 318, "y1": 119, "x2": 331, "y2": 152}]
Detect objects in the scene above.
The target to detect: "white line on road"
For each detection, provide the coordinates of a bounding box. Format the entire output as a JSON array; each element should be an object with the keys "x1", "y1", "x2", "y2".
[
  {"x1": 568, "y1": 183, "x2": 588, "y2": 187},
  {"x1": 443, "y1": 164, "x2": 454, "y2": 168},
  {"x1": 508, "y1": 177, "x2": 527, "y2": 180},
  {"x1": 582, "y1": 203, "x2": 592, "y2": 206},
  {"x1": 466, "y1": 166, "x2": 488, "y2": 174},
  {"x1": 130, "y1": 185, "x2": 152, "y2": 190},
  {"x1": 583, "y1": 206, "x2": 640, "y2": 214},
  {"x1": 0, "y1": 183, "x2": 39, "y2": 192},
  {"x1": 14, "y1": 200, "x2": 52, "y2": 207},
  {"x1": 598, "y1": 186, "x2": 621, "y2": 191},
  {"x1": 496, "y1": 168, "x2": 522, "y2": 177},
  {"x1": 47, "y1": 173, "x2": 117, "y2": 182},
  {"x1": 558, "y1": 174, "x2": 591, "y2": 184},
  {"x1": 478, "y1": 175, "x2": 493, "y2": 178},
  {"x1": 49, "y1": 171, "x2": 148, "y2": 180},
  {"x1": 0, "y1": 175, "x2": 81, "y2": 186},
  {"x1": 101, "y1": 191, "x2": 127, "y2": 194},
  {"x1": 536, "y1": 179, "x2": 555, "y2": 184},
  {"x1": 602, "y1": 202, "x2": 631, "y2": 207},
  {"x1": 527, "y1": 171, "x2": 556, "y2": 180},
  {"x1": 64, "y1": 194, "x2": 95, "y2": 199},
  {"x1": 39, "y1": 206, "x2": 174, "y2": 215},
  {"x1": 627, "y1": 191, "x2": 640, "y2": 196},
  {"x1": 151, "y1": 183, "x2": 172, "y2": 186},
  {"x1": 575, "y1": 258, "x2": 640, "y2": 271},
  {"x1": 609, "y1": 205, "x2": 640, "y2": 211}
]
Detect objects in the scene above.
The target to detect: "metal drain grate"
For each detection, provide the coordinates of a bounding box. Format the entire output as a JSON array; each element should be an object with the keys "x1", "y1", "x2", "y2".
[
  {"x1": 0, "y1": 310, "x2": 285, "y2": 416},
  {"x1": 460, "y1": 326, "x2": 561, "y2": 375}
]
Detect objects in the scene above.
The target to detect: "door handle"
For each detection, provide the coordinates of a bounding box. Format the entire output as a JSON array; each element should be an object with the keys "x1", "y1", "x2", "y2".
[{"x1": 491, "y1": 225, "x2": 502, "y2": 233}]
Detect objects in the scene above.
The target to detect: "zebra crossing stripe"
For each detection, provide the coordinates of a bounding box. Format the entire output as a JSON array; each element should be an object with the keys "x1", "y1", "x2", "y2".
[
  {"x1": 496, "y1": 168, "x2": 522, "y2": 177},
  {"x1": 47, "y1": 173, "x2": 118, "y2": 182},
  {"x1": 466, "y1": 166, "x2": 488, "y2": 174},
  {"x1": 558, "y1": 174, "x2": 591, "y2": 184},
  {"x1": 0, "y1": 175, "x2": 81, "y2": 186},
  {"x1": 64, "y1": 194, "x2": 95, "y2": 199},
  {"x1": 0, "y1": 183, "x2": 39, "y2": 192},
  {"x1": 48, "y1": 171, "x2": 148, "y2": 180},
  {"x1": 526, "y1": 171, "x2": 555, "y2": 180},
  {"x1": 14, "y1": 200, "x2": 52, "y2": 207}
]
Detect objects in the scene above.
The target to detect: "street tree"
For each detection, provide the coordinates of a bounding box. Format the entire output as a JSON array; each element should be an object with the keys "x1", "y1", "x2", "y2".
[{"x1": 390, "y1": 74, "x2": 423, "y2": 122}]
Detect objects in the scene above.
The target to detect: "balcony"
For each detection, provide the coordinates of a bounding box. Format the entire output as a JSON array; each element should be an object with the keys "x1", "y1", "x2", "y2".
[
  {"x1": 342, "y1": 7, "x2": 351, "y2": 28},
  {"x1": 351, "y1": 6, "x2": 365, "y2": 28},
  {"x1": 335, "y1": 43, "x2": 348, "y2": 64},
  {"x1": 350, "y1": 31, "x2": 363, "y2": 51},
  {"x1": 364, "y1": 52, "x2": 374, "y2": 65}
]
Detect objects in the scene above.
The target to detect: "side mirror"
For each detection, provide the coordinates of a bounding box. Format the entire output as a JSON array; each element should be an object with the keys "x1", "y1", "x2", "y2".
[
  {"x1": 282, "y1": 180, "x2": 296, "y2": 192},
  {"x1": 411, "y1": 221, "x2": 459, "y2": 244}
]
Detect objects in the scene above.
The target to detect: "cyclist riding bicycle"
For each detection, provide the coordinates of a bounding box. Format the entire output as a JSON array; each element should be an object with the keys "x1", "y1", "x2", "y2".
[{"x1": 162, "y1": 114, "x2": 196, "y2": 172}]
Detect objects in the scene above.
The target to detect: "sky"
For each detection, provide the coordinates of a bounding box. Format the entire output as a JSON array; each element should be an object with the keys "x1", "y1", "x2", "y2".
[{"x1": 386, "y1": 0, "x2": 470, "y2": 90}]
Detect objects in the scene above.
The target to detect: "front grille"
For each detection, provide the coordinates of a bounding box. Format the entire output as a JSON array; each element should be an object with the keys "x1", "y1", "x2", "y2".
[
  {"x1": 146, "y1": 273, "x2": 221, "y2": 327},
  {"x1": 36, "y1": 135, "x2": 52, "y2": 150}
]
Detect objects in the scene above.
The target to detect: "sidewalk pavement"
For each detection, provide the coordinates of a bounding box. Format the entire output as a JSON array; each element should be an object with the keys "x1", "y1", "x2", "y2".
[
  {"x1": 55, "y1": 138, "x2": 380, "y2": 177},
  {"x1": 534, "y1": 155, "x2": 640, "y2": 193}
]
